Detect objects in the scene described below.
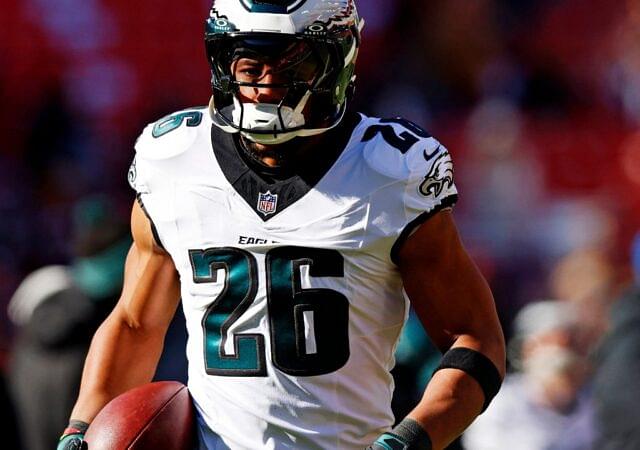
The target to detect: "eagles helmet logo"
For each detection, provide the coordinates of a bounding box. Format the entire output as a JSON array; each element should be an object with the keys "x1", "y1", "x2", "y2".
[{"x1": 419, "y1": 149, "x2": 454, "y2": 198}]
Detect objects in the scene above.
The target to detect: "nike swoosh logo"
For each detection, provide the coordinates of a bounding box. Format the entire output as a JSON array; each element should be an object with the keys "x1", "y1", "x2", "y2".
[{"x1": 423, "y1": 145, "x2": 441, "y2": 162}]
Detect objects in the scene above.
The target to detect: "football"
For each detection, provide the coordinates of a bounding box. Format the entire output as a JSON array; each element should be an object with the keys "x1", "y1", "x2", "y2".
[{"x1": 84, "y1": 381, "x2": 196, "y2": 450}]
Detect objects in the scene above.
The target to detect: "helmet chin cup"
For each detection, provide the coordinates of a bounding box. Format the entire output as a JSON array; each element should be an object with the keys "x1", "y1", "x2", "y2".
[
  {"x1": 225, "y1": 99, "x2": 306, "y2": 144},
  {"x1": 209, "y1": 94, "x2": 344, "y2": 146},
  {"x1": 244, "y1": 129, "x2": 300, "y2": 145},
  {"x1": 233, "y1": 101, "x2": 305, "y2": 132}
]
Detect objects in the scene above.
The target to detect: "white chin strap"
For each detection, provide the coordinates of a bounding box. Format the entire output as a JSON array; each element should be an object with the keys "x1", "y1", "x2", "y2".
[{"x1": 210, "y1": 92, "x2": 335, "y2": 145}]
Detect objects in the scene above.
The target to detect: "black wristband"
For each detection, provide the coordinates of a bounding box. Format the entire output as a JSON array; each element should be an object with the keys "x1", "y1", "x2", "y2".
[
  {"x1": 371, "y1": 418, "x2": 432, "y2": 450},
  {"x1": 433, "y1": 347, "x2": 502, "y2": 412}
]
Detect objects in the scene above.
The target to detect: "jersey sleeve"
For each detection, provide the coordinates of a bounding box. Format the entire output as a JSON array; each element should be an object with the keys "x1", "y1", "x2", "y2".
[
  {"x1": 127, "y1": 122, "x2": 155, "y2": 195},
  {"x1": 357, "y1": 115, "x2": 459, "y2": 265},
  {"x1": 127, "y1": 122, "x2": 168, "y2": 249},
  {"x1": 389, "y1": 138, "x2": 459, "y2": 264},
  {"x1": 126, "y1": 107, "x2": 208, "y2": 253}
]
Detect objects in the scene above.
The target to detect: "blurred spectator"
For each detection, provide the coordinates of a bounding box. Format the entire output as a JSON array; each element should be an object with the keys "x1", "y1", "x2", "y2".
[
  {"x1": 6, "y1": 193, "x2": 188, "y2": 450},
  {"x1": 549, "y1": 247, "x2": 619, "y2": 356},
  {"x1": 463, "y1": 300, "x2": 596, "y2": 450},
  {"x1": 593, "y1": 233, "x2": 640, "y2": 449},
  {"x1": 550, "y1": 248, "x2": 617, "y2": 305},
  {"x1": 7, "y1": 196, "x2": 130, "y2": 450},
  {"x1": 604, "y1": 0, "x2": 640, "y2": 125}
]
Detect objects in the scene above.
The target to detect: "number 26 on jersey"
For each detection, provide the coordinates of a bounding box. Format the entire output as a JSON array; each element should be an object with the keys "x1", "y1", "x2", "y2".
[{"x1": 189, "y1": 246, "x2": 350, "y2": 377}]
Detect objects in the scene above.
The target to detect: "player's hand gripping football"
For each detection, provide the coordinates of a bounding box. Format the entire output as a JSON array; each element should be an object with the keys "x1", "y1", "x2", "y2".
[{"x1": 57, "y1": 420, "x2": 89, "y2": 450}]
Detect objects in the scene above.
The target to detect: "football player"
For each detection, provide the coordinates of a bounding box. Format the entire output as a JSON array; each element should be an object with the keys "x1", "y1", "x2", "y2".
[{"x1": 58, "y1": 1, "x2": 505, "y2": 449}]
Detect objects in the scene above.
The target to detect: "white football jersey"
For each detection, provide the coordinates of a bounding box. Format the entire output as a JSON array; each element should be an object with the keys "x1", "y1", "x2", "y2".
[{"x1": 129, "y1": 107, "x2": 458, "y2": 450}]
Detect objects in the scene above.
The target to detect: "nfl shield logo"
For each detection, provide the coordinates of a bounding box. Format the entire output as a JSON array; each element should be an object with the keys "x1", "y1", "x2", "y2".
[{"x1": 257, "y1": 191, "x2": 278, "y2": 216}]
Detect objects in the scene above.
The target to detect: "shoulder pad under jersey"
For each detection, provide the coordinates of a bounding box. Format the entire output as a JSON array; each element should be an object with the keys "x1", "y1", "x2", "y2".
[
  {"x1": 134, "y1": 108, "x2": 208, "y2": 161},
  {"x1": 359, "y1": 116, "x2": 442, "y2": 180}
]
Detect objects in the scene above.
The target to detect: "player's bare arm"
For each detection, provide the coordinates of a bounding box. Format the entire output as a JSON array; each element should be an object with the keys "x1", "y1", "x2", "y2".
[
  {"x1": 58, "y1": 200, "x2": 181, "y2": 448},
  {"x1": 396, "y1": 210, "x2": 506, "y2": 450}
]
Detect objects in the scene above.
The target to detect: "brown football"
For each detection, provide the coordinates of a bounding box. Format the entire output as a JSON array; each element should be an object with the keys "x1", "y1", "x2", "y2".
[{"x1": 84, "y1": 381, "x2": 196, "y2": 450}]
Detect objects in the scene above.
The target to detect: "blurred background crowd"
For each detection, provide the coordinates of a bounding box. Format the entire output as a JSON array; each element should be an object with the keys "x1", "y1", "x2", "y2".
[{"x1": 2, "y1": 0, "x2": 640, "y2": 449}]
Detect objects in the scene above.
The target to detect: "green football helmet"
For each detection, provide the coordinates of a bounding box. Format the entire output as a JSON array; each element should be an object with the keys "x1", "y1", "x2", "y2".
[{"x1": 205, "y1": 0, "x2": 363, "y2": 144}]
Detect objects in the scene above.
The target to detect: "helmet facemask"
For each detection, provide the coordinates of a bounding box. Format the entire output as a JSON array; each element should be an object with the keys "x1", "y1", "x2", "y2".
[{"x1": 205, "y1": 3, "x2": 361, "y2": 144}]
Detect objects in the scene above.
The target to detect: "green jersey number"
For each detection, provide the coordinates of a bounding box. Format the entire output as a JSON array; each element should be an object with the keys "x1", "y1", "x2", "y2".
[
  {"x1": 189, "y1": 246, "x2": 350, "y2": 377},
  {"x1": 152, "y1": 111, "x2": 203, "y2": 138}
]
